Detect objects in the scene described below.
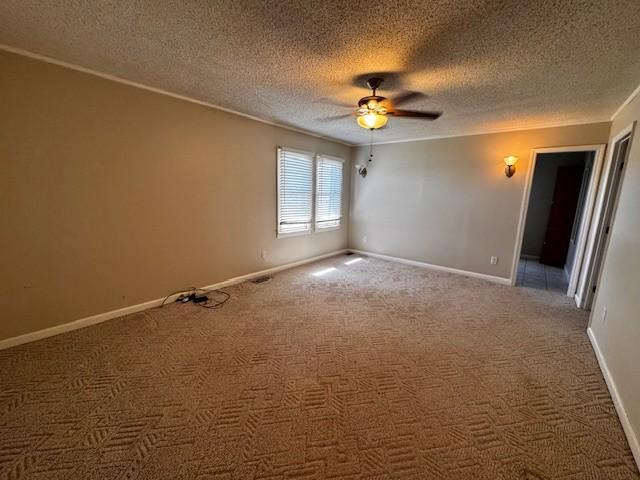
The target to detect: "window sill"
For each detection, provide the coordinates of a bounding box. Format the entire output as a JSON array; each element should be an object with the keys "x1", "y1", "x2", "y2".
[
  {"x1": 277, "y1": 230, "x2": 312, "y2": 239},
  {"x1": 315, "y1": 225, "x2": 341, "y2": 233}
]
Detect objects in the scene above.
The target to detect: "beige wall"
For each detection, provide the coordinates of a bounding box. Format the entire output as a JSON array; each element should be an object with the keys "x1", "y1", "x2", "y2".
[
  {"x1": 589, "y1": 92, "x2": 640, "y2": 458},
  {"x1": 349, "y1": 123, "x2": 611, "y2": 279},
  {"x1": 0, "y1": 50, "x2": 351, "y2": 341}
]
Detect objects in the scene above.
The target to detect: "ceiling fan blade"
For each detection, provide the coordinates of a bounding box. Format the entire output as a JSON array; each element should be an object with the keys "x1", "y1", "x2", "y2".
[
  {"x1": 388, "y1": 109, "x2": 442, "y2": 120},
  {"x1": 316, "y1": 113, "x2": 354, "y2": 122},
  {"x1": 314, "y1": 97, "x2": 353, "y2": 108},
  {"x1": 390, "y1": 90, "x2": 427, "y2": 107},
  {"x1": 379, "y1": 97, "x2": 394, "y2": 110}
]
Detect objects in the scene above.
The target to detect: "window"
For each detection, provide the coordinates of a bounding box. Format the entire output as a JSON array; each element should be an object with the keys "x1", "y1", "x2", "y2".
[
  {"x1": 277, "y1": 148, "x2": 314, "y2": 237},
  {"x1": 315, "y1": 155, "x2": 344, "y2": 230},
  {"x1": 277, "y1": 148, "x2": 344, "y2": 237}
]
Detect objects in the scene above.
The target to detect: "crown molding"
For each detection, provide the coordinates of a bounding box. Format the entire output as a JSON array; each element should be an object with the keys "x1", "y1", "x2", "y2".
[
  {"x1": 354, "y1": 118, "x2": 612, "y2": 147},
  {"x1": 610, "y1": 82, "x2": 640, "y2": 121},
  {"x1": 0, "y1": 44, "x2": 354, "y2": 147}
]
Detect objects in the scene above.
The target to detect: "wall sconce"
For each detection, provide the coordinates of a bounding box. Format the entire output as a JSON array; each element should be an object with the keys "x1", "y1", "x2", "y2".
[
  {"x1": 504, "y1": 155, "x2": 518, "y2": 178},
  {"x1": 355, "y1": 164, "x2": 368, "y2": 178}
]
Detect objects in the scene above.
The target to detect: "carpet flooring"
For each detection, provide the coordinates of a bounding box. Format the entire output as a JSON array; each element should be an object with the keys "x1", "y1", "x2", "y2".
[{"x1": 0, "y1": 254, "x2": 638, "y2": 479}]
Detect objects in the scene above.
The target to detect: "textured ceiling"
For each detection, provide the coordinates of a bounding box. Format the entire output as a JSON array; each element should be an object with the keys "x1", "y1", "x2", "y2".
[{"x1": 1, "y1": 1, "x2": 640, "y2": 145}]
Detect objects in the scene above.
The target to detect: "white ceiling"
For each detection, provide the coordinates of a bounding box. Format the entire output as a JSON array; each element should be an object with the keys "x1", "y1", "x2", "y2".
[{"x1": 1, "y1": 1, "x2": 639, "y2": 145}]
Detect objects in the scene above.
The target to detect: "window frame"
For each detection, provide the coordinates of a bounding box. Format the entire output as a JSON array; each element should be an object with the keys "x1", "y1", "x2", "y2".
[
  {"x1": 314, "y1": 154, "x2": 345, "y2": 233},
  {"x1": 276, "y1": 147, "x2": 316, "y2": 238},
  {"x1": 276, "y1": 147, "x2": 345, "y2": 239}
]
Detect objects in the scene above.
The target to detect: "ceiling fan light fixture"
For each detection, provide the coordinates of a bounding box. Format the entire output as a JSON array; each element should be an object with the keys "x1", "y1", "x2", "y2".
[
  {"x1": 357, "y1": 112, "x2": 388, "y2": 129},
  {"x1": 335, "y1": 76, "x2": 440, "y2": 130}
]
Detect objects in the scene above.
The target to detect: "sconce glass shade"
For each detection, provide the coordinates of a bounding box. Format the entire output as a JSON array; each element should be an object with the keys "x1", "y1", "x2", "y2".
[
  {"x1": 503, "y1": 155, "x2": 519, "y2": 166},
  {"x1": 357, "y1": 112, "x2": 388, "y2": 129},
  {"x1": 504, "y1": 155, "x2": 518, "y2": 177}
]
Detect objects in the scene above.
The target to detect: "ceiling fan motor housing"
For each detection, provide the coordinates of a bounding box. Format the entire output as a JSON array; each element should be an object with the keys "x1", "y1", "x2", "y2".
[
  {"x1": 357, "y1": 95, "x2": 385, "y2": 108},
  {"x1": 352, "y1": 75, "x2": 441, "y2": 129}
]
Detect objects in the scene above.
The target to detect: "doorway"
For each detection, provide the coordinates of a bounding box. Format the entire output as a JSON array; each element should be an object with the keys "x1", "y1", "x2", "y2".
[
  {"x1": 510, "y1": 145, "x2": 606, "y2": 302},
  {"x1": 576, "y1": 124, "x2": 635, "y2": 309}
]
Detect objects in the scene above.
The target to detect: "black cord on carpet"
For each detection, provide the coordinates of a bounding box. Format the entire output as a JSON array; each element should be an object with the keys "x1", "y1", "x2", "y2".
[{"x1": 160, "y1": 286, "x2": 230, "y2": 309}]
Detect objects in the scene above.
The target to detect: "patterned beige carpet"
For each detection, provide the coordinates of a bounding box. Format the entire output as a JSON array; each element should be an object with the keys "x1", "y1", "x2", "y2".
[{"x1": 0, "y1": 254, "x2": 638, "y2": 479}]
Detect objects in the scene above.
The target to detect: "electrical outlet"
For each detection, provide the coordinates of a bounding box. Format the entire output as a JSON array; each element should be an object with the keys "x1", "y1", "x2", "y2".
[
  {"x1": 490, "y1": 256, "x2": 498, "y2": 265},
  {"x1": 363, "y1": 235, "x2": 368, "y2": 244},
  {"x1": 261, "y1": 250, "x2": 268, "y2": 260}
]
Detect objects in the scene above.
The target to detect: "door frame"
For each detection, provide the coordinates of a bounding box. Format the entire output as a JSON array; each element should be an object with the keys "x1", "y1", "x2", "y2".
[
  {"x1": 509, "y1": 144, "x2": 607, "y2": 303},
  {"x1": 576, "y1": 122, "x2": 635, "y2": 309}
]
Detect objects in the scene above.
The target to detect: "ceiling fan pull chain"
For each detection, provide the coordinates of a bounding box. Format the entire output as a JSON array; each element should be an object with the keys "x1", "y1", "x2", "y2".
[{"x1": 369, "y1": 128, "x2": 374, "y2": 162}]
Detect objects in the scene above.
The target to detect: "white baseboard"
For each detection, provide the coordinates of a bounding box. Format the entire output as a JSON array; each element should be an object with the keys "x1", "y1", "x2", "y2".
[
  {"x1": 199, "y1": 249, "x2": 347, "y2": 290},
  {"x1": 587, "y1": 328, "x2": 640, "y2": 470},
  {"x1": 574, "y1": 293, "x2": 583, "y2": 308},
  {"x1": 0, "y1": 249, "x2": 347, "y2": 351},
  {"x1": 349, "y1": 249, "x2": 511, "y2": 285}
]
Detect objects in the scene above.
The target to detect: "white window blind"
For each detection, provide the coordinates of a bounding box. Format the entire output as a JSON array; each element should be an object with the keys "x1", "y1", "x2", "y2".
[
  {"x1": 277, "y1": 148, "x2": 314, "y2": 236},
  {"x1": 315, "y1": 156, "x2": 343, "y2": 230}
]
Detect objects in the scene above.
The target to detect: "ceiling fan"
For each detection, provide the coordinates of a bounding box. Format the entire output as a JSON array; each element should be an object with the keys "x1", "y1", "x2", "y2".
[{"x1": 341, "y1": 77, "x2": 442, "y2": 130}]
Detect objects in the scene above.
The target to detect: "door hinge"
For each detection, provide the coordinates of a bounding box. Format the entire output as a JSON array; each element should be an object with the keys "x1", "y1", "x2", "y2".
[
  {"x1": 605, "y1": 225, "x2": 610, "y2": 235},
  {"x1": 592, "y1": 285, "x2": 597, "y2": 293},
  {"x1": 620, "y1": 161, "x2": 625, "y2": 171}
]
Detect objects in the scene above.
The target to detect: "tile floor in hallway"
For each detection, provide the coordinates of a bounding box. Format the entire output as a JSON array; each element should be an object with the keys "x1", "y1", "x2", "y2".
[{"x1": 517, "y1": 258, "x2": 569, "y2": 294}]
